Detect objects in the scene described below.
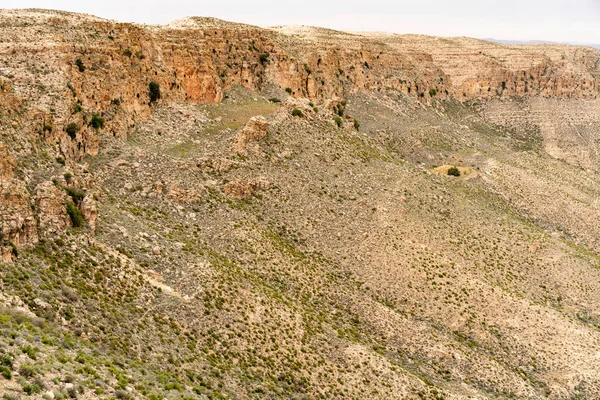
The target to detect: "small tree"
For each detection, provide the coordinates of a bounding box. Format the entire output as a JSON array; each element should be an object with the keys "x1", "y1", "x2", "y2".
[
  {"x1": 259, "y1": 53, "x2": 269, "y2": 65},
  {"x1": 66, "y1": 202, "x2": 84, "y2": 228},
  {"x1": 285, "y1": 87, "x2": 292, "y2": 94},
  {"x1": 65, "y1": 123, "x2": 78, "y2": 139},
  {"x1": 447, "y1": 166, "x2": 461, "y2": 177},
  {"x1": 65, "y1": 187, "x2": 86, "y2": 202},
  {"x1": 149, "y1": 81, "x2": 161, "y2": 103},
  {"x1": 333, "y1": 116, "x2": 342, "y2": 127},
  {"x1": 89, "y1": 114, "x2": 104, "y2": 130},
  {"x1": 75, "y1": 58, "x2": 85, "y2": 72},
  {"x1": 291, "y1": 108, "x2": 303, "y2": 117}
]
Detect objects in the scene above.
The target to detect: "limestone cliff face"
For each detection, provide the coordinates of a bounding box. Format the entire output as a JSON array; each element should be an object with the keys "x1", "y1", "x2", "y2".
[
  {"x1": 1, "y1": 10, "x2": 598, "y2": 163},
  {"x1": 0, "y1": 9, "x2": 599, "y2": 254},
  {"x1": 0, "y1": 142, "x2": 37, "y2": 256}
]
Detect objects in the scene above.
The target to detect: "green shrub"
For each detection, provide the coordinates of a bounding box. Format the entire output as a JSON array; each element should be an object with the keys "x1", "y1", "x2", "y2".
[
  {"x1": 75, "y1": 58, "x2": 85, "y2": 72},
  {"x1": 149, "y1": 81, "x2": 161, "y2": 102},
  {"x1": 353, "y1": 118, "x2": 360, "y2": 131},
  {"x1": 0, "y1": 355, "x2": 13, "y2": 368},
  {"x1": 268, "y1": 98, "x2": 281, "y2": 103},
  {"x1": 64, "y1": 172, "x2": 73, "y2": 183},
  {"x1": 22, "y1": 383, "x2": 41, "y2": 395},
  {"x1": 65, "y1": 187, "x2": 85, "y2": 202},
  {"x1": 447, "y1": 167, "x2": 461, "y2": 177},
  {"x1": 291, "y1": 109, "x2": 303, "y2": 117},
  {"x1": 67, "y1": 202, "x2": 84, "y2": 228},
  {"x1": 72, "y1": 103, "x2": 82, "y2": 113},
  {"x1": 333, "y1": 116, "x2": 342, "y2": 128},
  {"x1": 89, "y1": 114, "x2": 104, "y2": 130},
  {"x1": 8, "y1": 241, "x2": 17, "y2": 257},
  {"x1": 429, "y1": 88, "x2": 437, "y2": 97},
  {"x1": 65, "y1": 123, "x2": 78, "y2": 139},
  {"x1": 259, "y1": 53, "x2": 269, "y2": 65},
  {"x1": 123, "y1": 49, "x2": 132, "y2": 58},
  {"x1": 285, "y1": 87, "x2": 292, "y2": 94},
  {"x1": 21, "y1": 346, "x2": 37, "y2": 360},
  {"x1": 18, "y1": 363, "x2": 35, "y2": 376},
  {"x1": 0, "y1": 365, "x2": 11, "y2": 379}
]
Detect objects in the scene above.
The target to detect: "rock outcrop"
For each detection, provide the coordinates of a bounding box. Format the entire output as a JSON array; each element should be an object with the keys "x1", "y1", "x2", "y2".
[
  {"x1": 0, "y1": 9, "x2": 598, "y2": 162},
  {"x1": 224, "y1": 179, "x2": 271, "y2": 199},
  {"x1": 80, "y1": 195, "x2": 98, "y2": 231},
  {"x1": 34, "y1": 181, "x2": 71, "y2": 235},
  {"x1": 0, "y1": 142, "x2": 38, "y2": 257},
  {"x1": 234, "y1": 116, "x2": 269, "y2": 154}
]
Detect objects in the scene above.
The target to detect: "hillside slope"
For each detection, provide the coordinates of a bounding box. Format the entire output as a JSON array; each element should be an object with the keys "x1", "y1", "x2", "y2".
[{"x1": 1, "y1": 8, "x2": 600, "y2": 400}]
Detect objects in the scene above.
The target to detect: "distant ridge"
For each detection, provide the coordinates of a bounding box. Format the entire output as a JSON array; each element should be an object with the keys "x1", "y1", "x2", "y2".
[{"x1": 485, "y1": 37, "x2": 600, "y2": 50}]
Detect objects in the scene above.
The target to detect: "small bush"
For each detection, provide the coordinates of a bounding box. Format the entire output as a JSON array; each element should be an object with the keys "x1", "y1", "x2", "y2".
[
  {"x1": 0, "y1": 355, "x2": 13, "y2": 368},
  {"x1": 23, "y1": 383, "x2": 41, "y2": 395},
  {"x1": 115, "y1": 390, "x2": 131, "y2": 399},
  {"x1": 64, "y1": 172, "x2": 73, "y2": 183},
  {"x1": 65, "y1": 123, "x2": 78, "y2": 139},
  {"x1": 259, "y1": 53, "x2": 269, "y2": 65},
  {"x1": 149, "y1": 81, "x2": 161, "y2": 103},
  {"x1": 291, "y1": 109, "x2": 303, "y2": 117},
  {"x1": 285, "y1": 87, "x2": 292, "y2": 94},
  {"x1": 429, "y1": 88, "x2": 437, "y2": 97},
  {"x1": 9, "y1": 242, "x2": 17, "y2": 257},
  {"x1": 72, "y1": 103, "x2": 82, "y2": 113},
  {"x1": 56, "y1": 157, "x2": 66, "y2": 166},
  {"x1": 447, "y1": 167, "x2": 461, "y2": 177},
  {"x1": 0, "y1": 365, "x2": 11, "y2": 379},
  {"x1": 333, "y1": 116, "x2": 342, "y2": 128},
  {"x1": 353, "y1": 118, "x2": 360, "y2": 131},
  {"x1": 19, "y1": 363, "x2": 35, "y2": 377},
  {"x1": 75, "y1": 58, "x2": 85, "y2": 72},
  {"x1": 65, "y1": 187, "x2": 85, "y2": 202},
  {"x1": 89, "y1": 114, "x2": 104, "y2": 130},
  {"x1": 268, "y1": 98, "x2": 281, "y2": 103},
  {"x1": 67, "y1": 202, "x2": 84, "y2": 228},
  {"x1": 21, "y1": 346, "x2": 37, "y2": 360},
  {"x1": 123, "y1": 49, "x2": 132, "y2": 58}
]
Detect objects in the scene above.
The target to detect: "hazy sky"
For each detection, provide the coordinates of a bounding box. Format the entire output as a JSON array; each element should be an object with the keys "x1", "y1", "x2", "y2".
[{"x1": 3, "y1": 0, "x2": 600, "y2": 43}]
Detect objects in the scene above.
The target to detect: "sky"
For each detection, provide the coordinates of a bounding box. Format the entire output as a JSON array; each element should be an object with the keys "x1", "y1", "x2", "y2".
[{"x1": 3, "y1": 0, "x2": 600, "y2": 44}]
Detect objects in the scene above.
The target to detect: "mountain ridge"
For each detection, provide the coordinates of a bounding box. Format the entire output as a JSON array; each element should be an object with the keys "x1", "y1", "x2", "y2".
[{"x1": 0, "y1": 8, "x2": 600, "y2": 400}]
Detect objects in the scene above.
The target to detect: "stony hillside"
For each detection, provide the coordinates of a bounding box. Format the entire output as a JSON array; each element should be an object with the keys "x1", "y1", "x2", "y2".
[{"x1": 1, "y1": 8, "x2": 600, "y2": 400}]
